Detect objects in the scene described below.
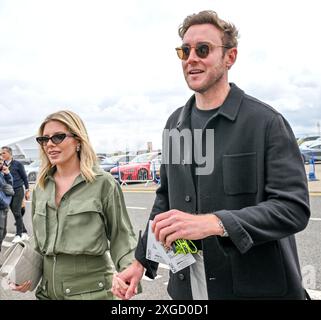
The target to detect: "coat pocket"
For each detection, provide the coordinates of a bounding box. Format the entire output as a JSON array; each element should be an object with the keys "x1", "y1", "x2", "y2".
[
  {"x1": 223, "y1": 152, "x2": 257, "y2": 195},
  {"x1": 229, "y1": 241, "x2": 287, "y2": 297}
]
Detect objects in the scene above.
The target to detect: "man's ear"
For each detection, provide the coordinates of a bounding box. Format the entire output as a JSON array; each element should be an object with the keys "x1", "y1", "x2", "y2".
[{"x1": 226, "y1": 47, "x2": 237, "y2": 70}]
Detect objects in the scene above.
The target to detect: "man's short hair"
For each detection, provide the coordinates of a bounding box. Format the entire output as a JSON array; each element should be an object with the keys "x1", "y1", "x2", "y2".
[
  {"x1": 1, "y1": 146, "x2": 13, "y2": 155},
  {"x1": 178, "y1": 10, "x2": 239, "y2": 49}
]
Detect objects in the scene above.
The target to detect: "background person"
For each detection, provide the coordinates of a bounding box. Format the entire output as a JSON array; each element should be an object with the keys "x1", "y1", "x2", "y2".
[
  {"x1": 1, "y1": 146, "x2": 30, "y2": 243},
  {"x1": 0, "y1": 156, "x2": 14, "y2": 252},
  {"x1": 113, "y1": 10, "x2": 310, "y2": 300},
  {"x1": 11, "y1": 110, "x2": 138, "y2": 300}
]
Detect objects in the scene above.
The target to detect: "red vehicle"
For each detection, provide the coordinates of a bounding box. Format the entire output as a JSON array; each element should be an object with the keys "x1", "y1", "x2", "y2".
[{"x1": 110, "y1": 152, "x2": 161, "y2": 182}]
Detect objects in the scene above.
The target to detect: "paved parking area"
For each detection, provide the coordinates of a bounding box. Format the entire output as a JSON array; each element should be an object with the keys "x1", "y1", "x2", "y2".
[{"x1": 1, "y1": 164, "x2": 320, "y2": 300}]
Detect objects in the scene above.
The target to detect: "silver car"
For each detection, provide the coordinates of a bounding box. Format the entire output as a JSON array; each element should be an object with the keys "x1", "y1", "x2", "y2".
[{"x1": 24, "y1": 160, "x2": 40, "y2": 182}]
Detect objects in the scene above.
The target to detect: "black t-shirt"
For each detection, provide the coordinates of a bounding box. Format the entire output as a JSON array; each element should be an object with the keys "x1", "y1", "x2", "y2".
[
  {"x1": 191, "y1": 105, "x2": 220, "y2": 130},
  {"x1": 190, "y1": 105, "x2": 220, "y2": 195}
]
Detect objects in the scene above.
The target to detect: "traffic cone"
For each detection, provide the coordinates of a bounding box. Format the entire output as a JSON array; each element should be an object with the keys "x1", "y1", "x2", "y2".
[{"x1": 308, "y1": 156, "x2": 318, "y2": 181}]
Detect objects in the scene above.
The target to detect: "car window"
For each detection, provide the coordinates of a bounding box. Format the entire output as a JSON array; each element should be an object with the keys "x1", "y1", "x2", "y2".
[
  {"x1": 310, "y1": 142, "x2": 321, "y2": 149},
  {"x1": 110, "y1": 155, "x2": 126, "y2": 163},
  {"x1": 100, "y1": 158, "x2": 115, "y2": 165},
  {"x1": 118, "y1": 155, "x2": 133, "y2": 162},
  {"x1": 130, "y1": 153, "x2": 159, "y2": 163},
  {"x1": 297, "y1": 135, "x2": 320, "y2": 145},
  {"x1": 28, "y1": 160, "x2": 40, "y2": 167}
]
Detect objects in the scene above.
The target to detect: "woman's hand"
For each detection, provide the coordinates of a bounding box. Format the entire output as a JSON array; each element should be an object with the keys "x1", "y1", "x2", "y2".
[
  {"x1": 9, "y1": 280, "x2": 32, "y2": 292},
  {"x1": 112, "y1": 260, "x2": 144, "y2": 300}
]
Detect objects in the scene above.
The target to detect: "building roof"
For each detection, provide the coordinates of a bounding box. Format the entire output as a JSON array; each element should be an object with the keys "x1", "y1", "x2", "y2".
[{"x1": 0, "y1": 135, "x2": 36, "y2": 147}]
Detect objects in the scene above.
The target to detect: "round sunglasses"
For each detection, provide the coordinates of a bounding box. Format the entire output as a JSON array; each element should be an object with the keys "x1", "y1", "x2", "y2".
[
  {"x1": 36, "y1": 133, "x2": 76, "y2": 146},
  {"x1": 175, "y1": 42, "x2": 229, "y2": 60}
]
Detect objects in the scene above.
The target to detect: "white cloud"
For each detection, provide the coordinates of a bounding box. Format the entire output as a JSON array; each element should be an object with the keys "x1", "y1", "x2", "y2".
[{"x1": 0, "y1": 0, "x2": 320, "y2": 153}]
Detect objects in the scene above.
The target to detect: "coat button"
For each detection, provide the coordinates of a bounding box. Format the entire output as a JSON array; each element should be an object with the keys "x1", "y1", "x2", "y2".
[
  {"x1": 178, "y1": 273, "x2": 185, "y2": 281},
  {"x1": 98, "y1": 282, "x2": 104, "y2": 288},
  {"x1": 185, "y1": 195, "x2": 191, "y2": 202},
  {"x1": 65, "y1": 288, "x2": 71, "y2": 294}
]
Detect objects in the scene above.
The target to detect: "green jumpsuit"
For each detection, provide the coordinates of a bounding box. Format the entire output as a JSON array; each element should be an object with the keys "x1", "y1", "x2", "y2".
[{"x1": 31, "y1": 167, "x2": 137, "y2": 300}]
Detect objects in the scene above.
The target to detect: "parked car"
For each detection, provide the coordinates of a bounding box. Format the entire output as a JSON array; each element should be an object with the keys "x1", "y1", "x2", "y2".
[
  {"x1": 297, "y1": 135, "x2": 320, "y2": 146},
  {"x1": 110, "y1": 152, "x2": 161, "y2": 182},
  {"x1": 110, "y1": 154, "x2": 136, "y2": 164},
  {"x1": 299, "y1": 137, "x2": 321, "y2": 149},
  {"x1": 99, "y1": 154, "x2": 135, "y2": 172},
  {"x1": 16, "y1": 158, "x2": 33, "y2": 166},
  {"x1": 24, "y1": 160, "x2": 41, "y2": 182},
  {"x1": 96, "y1": 153, "x2": 107, "y2": 161},
  {"x1": 300, "y1": 141, "x2": 321, "y2": 163},
  {"x1": 150, "y1": 154, "x2": 162, "y2": 181},
  {"x1": 99, "y1": 157, "x2": 117, "y2": 172}
]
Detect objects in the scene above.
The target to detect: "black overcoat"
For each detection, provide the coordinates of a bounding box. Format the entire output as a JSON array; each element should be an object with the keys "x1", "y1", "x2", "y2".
[{"x1": 135, "y1": 84, "x2": 310, "y2": 299}]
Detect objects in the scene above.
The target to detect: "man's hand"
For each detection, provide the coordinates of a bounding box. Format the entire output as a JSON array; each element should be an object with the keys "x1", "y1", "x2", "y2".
[
  {"x1": 112, "y1": 260, "x2": 144, "y2": 300},
  {"x1": 25, "y1": 190, "x2": 30, "y2": 201},
  {"x1": 2, "y1": 165, "x2": 9, "y2": 175},
  {"x1": 152, "y1": 209, "x2": 223, "y2": 248}
]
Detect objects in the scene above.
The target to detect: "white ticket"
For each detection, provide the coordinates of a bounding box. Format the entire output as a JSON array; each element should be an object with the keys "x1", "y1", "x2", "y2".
[
  {"x1": 146, "y1": 220, "x2": 195, "y2": 273},
  {"x1": 146, "y1": 220, "x2": 168, "y2": 264}
]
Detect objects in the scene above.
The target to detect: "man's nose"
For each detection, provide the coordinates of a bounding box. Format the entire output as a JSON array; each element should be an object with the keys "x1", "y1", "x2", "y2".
[{"x1": 186, "y1": 48, "x2": 199, "y2": 63}]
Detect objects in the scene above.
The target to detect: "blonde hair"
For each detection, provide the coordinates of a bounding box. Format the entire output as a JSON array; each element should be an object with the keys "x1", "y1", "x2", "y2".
[{"x1": 37, "y1": 110, "x2": 98, "y2": 189}]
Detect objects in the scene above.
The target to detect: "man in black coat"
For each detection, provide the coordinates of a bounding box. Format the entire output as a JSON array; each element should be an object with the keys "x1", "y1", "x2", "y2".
[{"x1": 112, "y1": 10, "x2": 310, "y2": 300}]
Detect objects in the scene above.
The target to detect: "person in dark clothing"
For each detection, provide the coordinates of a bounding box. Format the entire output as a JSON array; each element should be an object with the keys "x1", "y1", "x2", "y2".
[
  {"x1": 0, "y1": 155, "x2": 14, "y2": 251},
  {"x1": 112, "y1": 10, "x2": 310, "y2": 300},
  {"x1": 21, "y1": 199, "x2": 26, "y2": 217},
  {"x1": 1, "y1": 146, "x2": 30, "y2": 243}
]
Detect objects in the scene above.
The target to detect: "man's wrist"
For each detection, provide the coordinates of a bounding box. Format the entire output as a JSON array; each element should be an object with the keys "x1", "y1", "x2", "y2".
[
  {"x1": 133, "y1": 259, "x2": 144, "y2": 272},
  {"x1": 218, "y1": 219, "x2": 229, "y2": 237}
]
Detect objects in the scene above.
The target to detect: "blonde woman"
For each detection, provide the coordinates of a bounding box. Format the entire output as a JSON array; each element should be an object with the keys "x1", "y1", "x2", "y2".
[{"x1": 12, "y1": 110, "x2": 138, "y2": 300}]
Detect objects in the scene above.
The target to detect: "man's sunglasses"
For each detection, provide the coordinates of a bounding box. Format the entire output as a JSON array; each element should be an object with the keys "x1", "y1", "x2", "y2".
[
  {"x1": 36, "y1": 133, "x2": 76, "y2": 146},
  {"x1": 175, "y1": 42, "x2": 229, "y2": 60}
]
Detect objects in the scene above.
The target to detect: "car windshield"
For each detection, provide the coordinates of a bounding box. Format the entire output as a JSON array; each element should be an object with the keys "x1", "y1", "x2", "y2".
[
  {"x1": 130, "y1": 153, "x2": 158, "y2": 163},
  {"x1": 100, "y1": 157, "x2": 115, "y2": 165},
  {"x1": 29, "y1": 160, "x2": 40, "y2": 167},
  {"x1": 109, "y1": 155, "x2": 128, "y2": 163},
  {"x1": 309, "y1": 142, "x2": 321, "y2": 149}
]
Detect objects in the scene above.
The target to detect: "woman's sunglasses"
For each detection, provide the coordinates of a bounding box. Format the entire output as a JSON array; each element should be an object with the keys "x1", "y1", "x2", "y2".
[
  {"x1": 175, "y1": 42, "x2": 229, "y2": 60},
  {"x1": 36, "y1": 133, "x2": 76, "y2": 146}
]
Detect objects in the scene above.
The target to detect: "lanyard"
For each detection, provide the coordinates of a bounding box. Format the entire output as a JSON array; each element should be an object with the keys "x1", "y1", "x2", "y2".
[{"x1": 173, "y1": 239, "x2": 198, "y2": 255}]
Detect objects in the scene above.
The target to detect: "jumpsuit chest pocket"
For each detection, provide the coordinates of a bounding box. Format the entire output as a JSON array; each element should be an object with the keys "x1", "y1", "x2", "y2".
[
  {"x1": 223, "y1": 152, "x2": 257, "y2": 195},
  {"x1": 61, "y1": 201, "x2": 108, "y2": 253}
]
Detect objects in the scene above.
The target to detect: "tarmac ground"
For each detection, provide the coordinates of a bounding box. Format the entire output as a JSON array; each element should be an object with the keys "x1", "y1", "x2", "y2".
[{"x1": 0, "y1": 163, "x2": 320, "y2": 300}]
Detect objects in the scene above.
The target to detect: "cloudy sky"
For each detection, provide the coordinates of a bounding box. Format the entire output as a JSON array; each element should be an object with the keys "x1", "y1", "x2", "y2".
[{"x1": 0, "y1": 0, "x2": 320, "y2": 153}]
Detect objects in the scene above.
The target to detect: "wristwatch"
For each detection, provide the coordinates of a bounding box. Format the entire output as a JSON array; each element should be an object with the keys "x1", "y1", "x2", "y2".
[{"x1": 218, "y1": 220, "x2": 229, "y2": 237}]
